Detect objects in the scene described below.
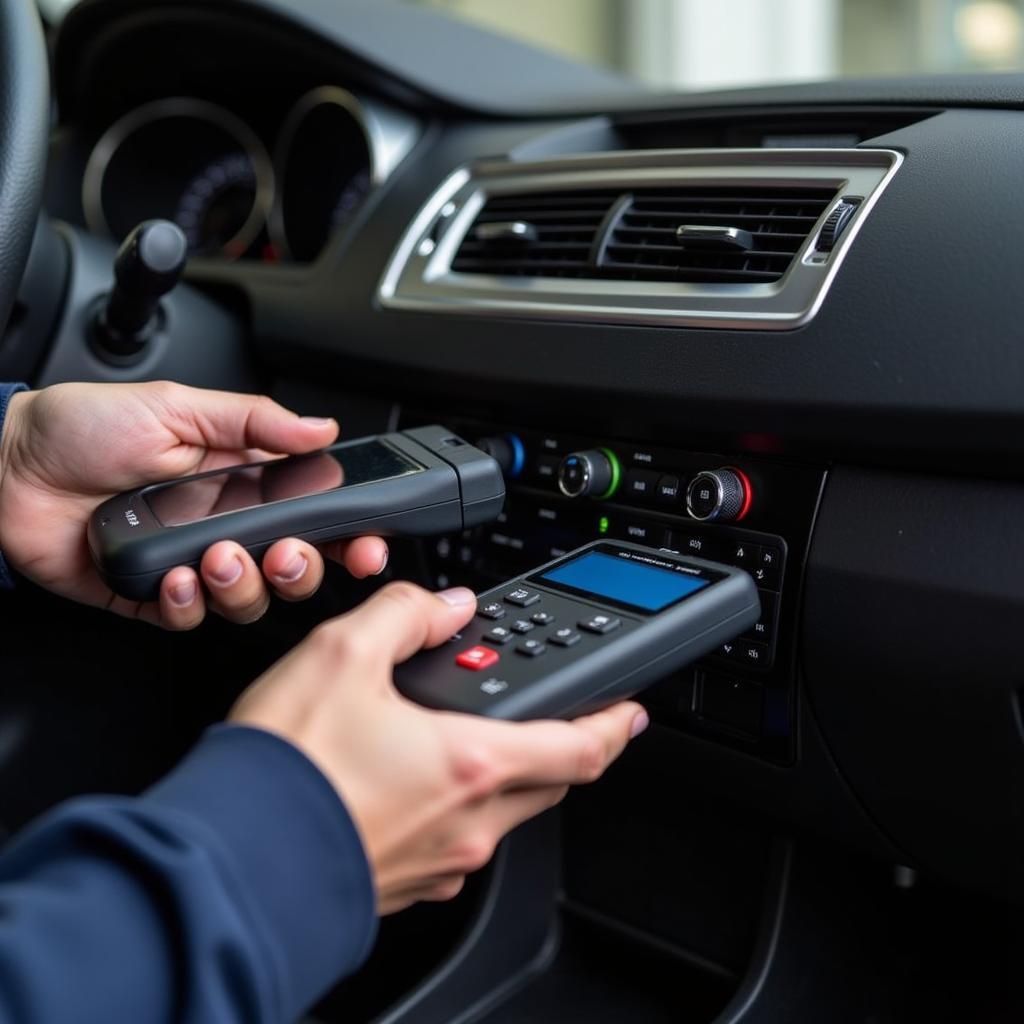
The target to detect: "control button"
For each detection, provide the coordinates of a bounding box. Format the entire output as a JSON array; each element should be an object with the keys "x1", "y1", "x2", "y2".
[
  {"x1": 480, "y1": 677, "x2": 509, "y2": 696},
  {"x1": 483, "y1": 626, "x2": 514, "y2": 645},
  {"x1": 435, "y1": 537, "x2": 451, "y2": 559},
  {"x1": 579, "y1": 614, "x2": 621, "y2": 635},
  {"x1": 686, "y1": 468, "x2": 752, "y2": 522},
  {"x1": 624, "y1": 469, "x2": 659, "y2": 500},
  {"x1": 517, "y1": 638, "x2": 547, "y2": 657},
  {"x1": 557, "y1": 449, "x2": 622, "y2": 499},
  {"x1": 456, "y1": 646, "x2": 500, "y2": 671},
  {"x1": 530, "y1": 611, "x2": 555, "y2": 625},
  {"x1": 549, "y1": 627, "x2": 581, "y2": 647},
  {"x1": 700, "y1": 672, "x2": 763, "y2": 737},
  {"x1": 718, "y1": 638, "x2": 741, "y2": 660},
  {"x1": 744, "y1": 591, "x2": 777, "y2": 642},
  {"x1": 738, "y1": 640, "x2": 770, "y2": 668},
  {"x1": 505, "y1": 588, "x2": 540, "y2": 607},
  {"x1": 478, "y1": 601, "x2": 506, "y2": 620},
  {"x1": 672, "y1": 531, "x2": 722, "y2": 561},
  {"x1": 511, "y1": 618, "x2": 535, "y2": 634},
  {"x1": 619, "y1": 521, "x2": 667, "y2": 546},
  {"x1": 457, "y1": 545, "x2": 474, "y2": 565},
  {"x1": 656, "y1": 475, "x2": 681, "y2": 502},
  {"x1": 728, "y1": 541, "x2": 758, "y2": 569},
  {"x1": 754, "y1": 546, "x2": 783, "y2": 590},
  {"x1": 536, "y1": 455, "x2": 560, "y2": 481}
]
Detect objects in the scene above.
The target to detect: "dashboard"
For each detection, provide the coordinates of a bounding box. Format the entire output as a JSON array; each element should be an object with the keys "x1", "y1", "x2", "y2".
[{"x1": 8, "y1": 0, "x2": 1024, "y2": 1021}]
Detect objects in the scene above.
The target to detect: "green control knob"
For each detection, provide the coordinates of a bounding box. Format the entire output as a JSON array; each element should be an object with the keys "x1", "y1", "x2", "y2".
[{"x1": 557, "y1": 448, "x2": 621, "y2": 499}]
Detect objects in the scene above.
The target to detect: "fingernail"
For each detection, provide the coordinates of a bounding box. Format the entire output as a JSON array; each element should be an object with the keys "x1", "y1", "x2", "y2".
[
  {"x1": 629, "y1": 710, "x2": 650, "y2": 739},
  {"x1": 437, "y1": 587, "x2": 475, "y2": 607},
  {"x1": 274, "y1": 553, "x2": 308, "y2": 583},
  {"x1": 300, "y1": 416, "x2": 335, "y2": 428},
  {"x1": 169, "y1": 580, "x2": 196, "y2": 607},
  {"x1": 373, "y1": 547, "x2": 389, "y2": 576},
  {"x1": 208, "y1": 556, "x2": 243, "y2": 587}
]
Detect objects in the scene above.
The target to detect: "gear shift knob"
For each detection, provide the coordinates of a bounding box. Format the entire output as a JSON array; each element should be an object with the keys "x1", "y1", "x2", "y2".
[{"x1": 94, "y1": 219, "x2": 188, "y2": 358}]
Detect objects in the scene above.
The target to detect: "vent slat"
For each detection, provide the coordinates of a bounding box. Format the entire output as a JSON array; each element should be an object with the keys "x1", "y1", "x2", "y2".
[{"x1": 451, "y1": 184, "x2": 836, "y2": 284}]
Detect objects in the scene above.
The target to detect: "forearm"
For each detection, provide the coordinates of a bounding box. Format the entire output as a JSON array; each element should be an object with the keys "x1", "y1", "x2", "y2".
[
  {"x1": 0, "y1": 384, "x2": 28, "y2": 588},
  {"x1": 0, "y1": 726, "x2": 377, "y2": 1023}
]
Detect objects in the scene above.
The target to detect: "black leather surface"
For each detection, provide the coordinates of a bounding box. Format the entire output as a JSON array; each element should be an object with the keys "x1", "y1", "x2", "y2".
[{"x1": 0, "y1": 0, "x2": 48, "y2": 333}]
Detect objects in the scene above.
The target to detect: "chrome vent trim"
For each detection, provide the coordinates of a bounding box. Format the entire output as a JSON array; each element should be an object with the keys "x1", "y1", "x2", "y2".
[{"x1": 378, "y1": 148, "x2": 903, "y2": 330}]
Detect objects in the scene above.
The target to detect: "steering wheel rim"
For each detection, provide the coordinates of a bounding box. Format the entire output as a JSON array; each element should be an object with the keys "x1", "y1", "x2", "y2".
[{"x1": 0, "y1": 0, "x2": 49, "y2": 334}]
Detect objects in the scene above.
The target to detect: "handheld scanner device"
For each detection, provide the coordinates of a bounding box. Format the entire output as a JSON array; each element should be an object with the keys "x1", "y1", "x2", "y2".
[
  {"x1": 89, "y1": 425, "x2": 504, "y2": 600},
  {"x1": 394, "y1": 540, "x2": 760, "y2": 721}
]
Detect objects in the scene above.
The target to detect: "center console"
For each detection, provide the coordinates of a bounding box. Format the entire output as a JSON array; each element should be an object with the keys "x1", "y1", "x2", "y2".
[{"x1": 403, "y1": 414, "x2": 826, "y2": 764}]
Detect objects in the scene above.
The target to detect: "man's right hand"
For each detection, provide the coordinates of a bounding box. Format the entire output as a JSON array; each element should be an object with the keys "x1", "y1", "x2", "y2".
[{"x1": 230, "y1": 581, "x2": 648, "y2": 914}]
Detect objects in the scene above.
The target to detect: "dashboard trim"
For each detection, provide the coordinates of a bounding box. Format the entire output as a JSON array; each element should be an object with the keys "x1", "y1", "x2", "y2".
[{"x1": 378, "y1": 147, "x2": 903, "y2": 330}]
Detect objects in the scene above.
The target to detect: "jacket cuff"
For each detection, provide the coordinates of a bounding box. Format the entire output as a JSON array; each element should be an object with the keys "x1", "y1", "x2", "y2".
[
  {"x1": 0, "y1": 383, "x2": 29, "y2": 589},
  {"x1": 144, "y1": 724, "x2": 378, "y2": 1004}
]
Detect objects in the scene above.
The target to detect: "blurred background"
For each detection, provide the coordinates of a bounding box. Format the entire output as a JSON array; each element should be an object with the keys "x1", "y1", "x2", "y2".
[
  {"x1": 410, "y1": 0, "x2": 1024, "y2": 89},
  {"x1": 36, "y1": 0, "x2": 1024, "y2": 90}
]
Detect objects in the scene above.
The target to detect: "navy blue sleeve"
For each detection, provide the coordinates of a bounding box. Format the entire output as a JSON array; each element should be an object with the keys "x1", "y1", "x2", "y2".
[
  {"x1": 0, "y1": 383, "x2": 28, "y2": 589},
  {"x1": 0, "y1": 725, "x2": 378, "y2": 1023}
]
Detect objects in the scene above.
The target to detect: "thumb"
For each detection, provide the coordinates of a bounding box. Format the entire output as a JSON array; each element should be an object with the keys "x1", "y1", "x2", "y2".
[
  {"x1": 334, "y1": 581, "x2": 478, "y2": 666},
  {"x1": 150, "y1": 382, "x2": 339, "y2": 454}
]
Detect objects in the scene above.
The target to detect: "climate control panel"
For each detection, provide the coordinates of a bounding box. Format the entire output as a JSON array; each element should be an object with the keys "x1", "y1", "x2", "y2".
[{"x1": 402, "y1": 416, "x2": 827, "y2": 764}]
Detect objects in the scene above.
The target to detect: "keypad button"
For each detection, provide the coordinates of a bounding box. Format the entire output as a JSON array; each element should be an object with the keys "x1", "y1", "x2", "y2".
[
  {"x1": 737, "y1": 640, "x2": 770, "y2": 668},
  {"x1": 549, "y1": 628, "x2": 581, "y2": 647},
  {"x1": 531, "y1": 611, "x2": 555, "y2": 625},
  {"x1": 505, "y1": 588, "x2": 540, "y2": 607},
  {"x1": 579, "y1": 614, "x2": 621, "y2": 635},
  {"x1": 672, "y1": 532, "x2": 722, "y2": 561},
  {"x1": 456, "y1": 646, "x2": 500, "y2": 671},
  {"x1": 656, "y1": 474, "x2": 681, "y2": 502},
  {"x1": 479, "y1": 677, "x2": 509, "y2": 696},
  {"x1": 483, "y1": 626, "x2": 514, "y2": 645},
  {"x1": 511, "y1": 618, "x2": 535, "y2": 634},
  {"x1": 744, "y1": 591, "x2": 778, "y2": 642},
  {"x1": 752, "y1": 551, "x2": 781, "y2": 590},
  {"x1": 478, "y1": 602, "x2": 506, "y2": 620},
  {"x1": 619, "y1": 521, "x2": 667, "y2": 546},
  {"x1": 728, "y1": 542, "x2": 759, "y2": 569},
  {"x1": 517, "y1": 639, "x2": 547, "y2": 657},
  {"x1": 718, "y1": 638, "x2": 741, "y2": 661},
  {"x1": 536, "y1": 455, "x2": 560, "y2": 481},
  {"x1": 625, "y1": 469, "x2": 659, "y2": 500}
]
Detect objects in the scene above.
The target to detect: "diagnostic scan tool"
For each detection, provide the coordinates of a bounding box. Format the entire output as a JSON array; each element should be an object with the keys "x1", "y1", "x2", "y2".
[
  {"x1": 90, "y1": 425, "x2": 504, "y2": 600},
  {"x1": 395, "y1": 540, "x2": 760, "y2": 720}
]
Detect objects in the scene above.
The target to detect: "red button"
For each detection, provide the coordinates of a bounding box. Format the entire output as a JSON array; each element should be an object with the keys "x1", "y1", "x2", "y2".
[{"x1": 456, "y1": 645, "x2": 500, "y2": 671}]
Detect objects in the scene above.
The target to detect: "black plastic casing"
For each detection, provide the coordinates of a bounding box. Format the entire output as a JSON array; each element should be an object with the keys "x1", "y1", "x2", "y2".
[
  {"x1": 394, "y1": 540, "x2": 760, "y2": 720},
  {"x1": 87, "y1": 425, "x2": 504, "y2": 600}
]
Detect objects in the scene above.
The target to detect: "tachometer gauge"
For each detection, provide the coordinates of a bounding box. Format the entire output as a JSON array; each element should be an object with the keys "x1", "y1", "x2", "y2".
[{"x1": 83, "y1": 98, "x2": 274, "y2": 261}]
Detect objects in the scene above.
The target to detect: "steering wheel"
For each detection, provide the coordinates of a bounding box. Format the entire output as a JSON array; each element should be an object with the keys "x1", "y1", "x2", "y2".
[{"x1": 0, "y1": 0, "x2": 49, "y2": 333}]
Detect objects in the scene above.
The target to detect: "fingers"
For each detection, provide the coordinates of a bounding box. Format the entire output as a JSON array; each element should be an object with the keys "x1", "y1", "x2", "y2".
[
  {"x1": 157, "y1": 565, "x2": 206, "y2": 630},
  {"x1": 321, "y1": 536, "x2": 389, "y2": 578},
  {"x1": 332, "y1": 580, "x2": 478, "y2": 664},
  {"x1": 200, "y1": 541, "x2": 272, "y2": 624},
  {"x1": 467, "y1": 700, "x2": 648, "y2": 791},
  {"x1": 489, "y1": 784, "x2": 570, "y2": 837},
  {"x1": 149, "y1": 382, "x2": 339, "y2": 456},
  {"x1": 261, "y1": 539, "x2": 325, "y2": 602}
]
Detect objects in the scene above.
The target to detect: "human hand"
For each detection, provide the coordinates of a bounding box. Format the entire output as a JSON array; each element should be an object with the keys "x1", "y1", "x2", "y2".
[
  {"x1": 0, "y1": 381, "x2": 388, "y2": 628},
  {"x1": 230, "y1": 581, "x2": 648, "y2": 914}
]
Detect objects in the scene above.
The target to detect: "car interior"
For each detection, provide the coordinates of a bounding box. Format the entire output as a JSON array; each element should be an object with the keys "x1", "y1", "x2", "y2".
[{"x1": 2, "y1": 0, "x2": 1024, "y2": 1020}]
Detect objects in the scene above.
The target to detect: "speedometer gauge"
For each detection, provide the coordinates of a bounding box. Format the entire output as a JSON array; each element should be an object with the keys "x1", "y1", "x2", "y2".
[{"x1": 83, "y1": 98, "x2": 274, "y2": 260}]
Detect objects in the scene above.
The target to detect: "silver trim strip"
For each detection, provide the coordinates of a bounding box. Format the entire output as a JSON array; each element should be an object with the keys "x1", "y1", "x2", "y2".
[
  {"x1": 378, "y1": 147, "x2": 903, "y2": 330},
  {"x1": 269, "y1": 85, "x2": 420, "y2": 259}
]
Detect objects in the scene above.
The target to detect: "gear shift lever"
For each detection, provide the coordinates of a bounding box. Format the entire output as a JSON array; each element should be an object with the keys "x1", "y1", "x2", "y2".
[{"x1": 93, "y1": 219, "x2": 188, "y2": 359}]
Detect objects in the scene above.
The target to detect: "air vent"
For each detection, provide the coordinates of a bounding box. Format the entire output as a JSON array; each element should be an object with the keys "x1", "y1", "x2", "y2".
[
  {"x1": 451, "y1": 190, "x2": 620, "y2": 277},
  {"x1": 453, "y1": 186, "x2": 835, "y2": 284},
  {"x1": 379, "y1": 148, "x2": 903, "y2": 329},
  {"x1": 603, "y1": 186, "x2": 836, "y2": 284}
]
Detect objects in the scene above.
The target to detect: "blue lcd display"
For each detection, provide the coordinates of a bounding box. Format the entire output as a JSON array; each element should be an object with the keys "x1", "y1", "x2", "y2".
[{"x1": 540, "y1": 551, "x2": 709, "y2": 613}]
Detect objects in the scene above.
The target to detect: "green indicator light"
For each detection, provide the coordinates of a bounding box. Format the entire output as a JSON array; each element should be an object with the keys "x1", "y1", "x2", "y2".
[
  {"x1": 596, "y1": 448, "x2": 622, "y2": 500},
  {"x1": 598, "y1": 515, "x2": 610, "y2": 535}
]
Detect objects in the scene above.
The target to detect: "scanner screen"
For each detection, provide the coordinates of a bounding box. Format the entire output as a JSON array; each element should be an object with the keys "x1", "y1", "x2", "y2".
[
  {"x1": 146, "y1": 440, "x2": 421, "y2": 526},
  {"x1": 540, "y1": 550, "x2": 710, "y2": 613}
]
